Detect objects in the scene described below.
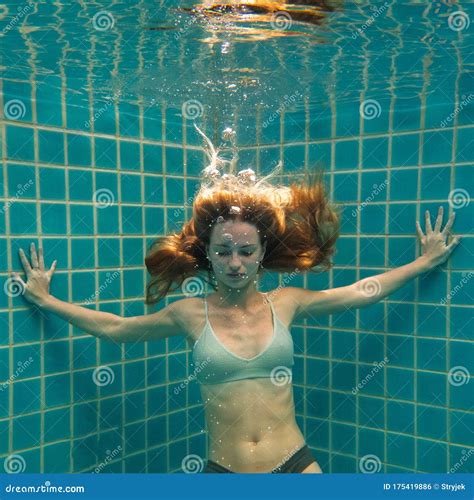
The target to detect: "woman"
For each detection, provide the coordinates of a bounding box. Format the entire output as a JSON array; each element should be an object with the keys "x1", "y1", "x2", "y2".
[{"x1": 12, "y1": 128, "x2": 460, "y2": 474}]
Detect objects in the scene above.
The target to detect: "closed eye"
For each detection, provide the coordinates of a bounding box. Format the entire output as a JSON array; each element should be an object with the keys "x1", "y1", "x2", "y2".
[{"x1": 216, "y1": 251, "x2": 254, "y2": 256}]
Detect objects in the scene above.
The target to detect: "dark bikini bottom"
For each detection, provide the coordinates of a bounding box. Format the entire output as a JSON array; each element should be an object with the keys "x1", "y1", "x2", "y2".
[{"x1": 203, "y1": 444, "x2": 317, "y2": 473}]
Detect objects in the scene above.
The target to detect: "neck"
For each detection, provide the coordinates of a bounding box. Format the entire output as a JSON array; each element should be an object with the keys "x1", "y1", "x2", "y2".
[{"x1": 212, "y1": 280, "x2": 263, "y2": 309}]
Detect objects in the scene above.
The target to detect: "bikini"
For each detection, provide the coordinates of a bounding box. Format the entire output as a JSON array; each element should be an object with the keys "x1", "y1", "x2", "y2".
[{"x1": 192, "y1": 292, "x2": 317, "y2": 473}]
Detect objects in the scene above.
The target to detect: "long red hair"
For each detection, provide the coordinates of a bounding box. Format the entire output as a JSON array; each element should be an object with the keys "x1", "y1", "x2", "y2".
[{"x1": 144, "y1": 167, "x2": 341, "y2": 305}]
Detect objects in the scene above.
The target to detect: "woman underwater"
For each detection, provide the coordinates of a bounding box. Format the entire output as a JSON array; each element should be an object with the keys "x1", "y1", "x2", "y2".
[{"x1": 12, "y1": 124, "x2": 461, "y2": 474}]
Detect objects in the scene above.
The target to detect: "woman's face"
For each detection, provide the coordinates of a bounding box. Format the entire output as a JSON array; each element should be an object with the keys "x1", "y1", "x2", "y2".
[{"x1": 207, "y1": 219, "x2": 266, "y2": 288}]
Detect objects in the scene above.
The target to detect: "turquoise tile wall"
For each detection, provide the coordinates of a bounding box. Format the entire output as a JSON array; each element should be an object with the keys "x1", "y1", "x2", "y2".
[{"x1": 1, "y1": 76, "x2": 473, "y2": 475}]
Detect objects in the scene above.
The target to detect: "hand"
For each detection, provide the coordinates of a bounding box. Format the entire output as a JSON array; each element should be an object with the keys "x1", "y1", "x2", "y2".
[
  {"x1": 12, "y1": 242, "x2": 57, "y2": 306},
  {"x1": 415, "y1": 206, "x2": 461, "y2": 270}
]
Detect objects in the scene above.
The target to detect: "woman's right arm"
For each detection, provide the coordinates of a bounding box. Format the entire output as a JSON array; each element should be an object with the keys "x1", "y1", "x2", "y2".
[
  {"x1": 13, "y1": 242, "x2": 186, "y2": 343},
  {"x1": 37, "y1": 294, "x2": 184, "y2": 343}
]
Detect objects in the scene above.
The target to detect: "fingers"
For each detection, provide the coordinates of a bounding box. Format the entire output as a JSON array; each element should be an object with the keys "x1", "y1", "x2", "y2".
[
  {"x1": 433, "y1": 206, "x2": 443, "y2": 233},
  {"x1": 49, "y1": 260, "x2": 57, "y2": 275},
  {"x1": 446, "y1": 236, "x2": 461, "y2": 252},
  {"x1": 425, "y1": 210, "x2": 433, "y2": 234},
  {"x1": 415, "y1": 220, "x2": 424, "y2": 240},
  {"x1": 441, "y1": 211, "x2": 456, "y2": 238},
  {"x1": 18, "y1": 248, "x2": 32, "y2": 274},
  {"x1": 38, "y1": 245, "x2": 45, "y2": 272},
  {"x1": 30, "y1": 242, "x2": 39, "y2": 269}
]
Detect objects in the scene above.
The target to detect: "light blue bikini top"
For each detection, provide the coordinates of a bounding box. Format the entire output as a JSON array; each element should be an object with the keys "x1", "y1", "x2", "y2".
[{"x1": 192, "y1": 292, "x2": 294, "y2": 385}]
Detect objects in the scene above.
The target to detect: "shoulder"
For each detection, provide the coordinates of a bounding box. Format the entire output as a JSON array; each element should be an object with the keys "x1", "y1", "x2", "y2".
[
  {"x1": 266, "y1": 286, "x2": 302, "y2": 323},
  {"x1": 169, "y1": 295, "x2": 205, "y2": 340}
]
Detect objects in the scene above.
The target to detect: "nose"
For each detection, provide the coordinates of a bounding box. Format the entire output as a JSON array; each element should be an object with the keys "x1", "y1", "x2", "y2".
[{"x1": 229, "y1": 252, "x2": 242, "y2": 270}]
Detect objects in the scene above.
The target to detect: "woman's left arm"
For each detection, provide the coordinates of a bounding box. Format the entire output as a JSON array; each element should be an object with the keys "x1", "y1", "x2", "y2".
[
  {"x1": 354, "y1": 205, "x2": 461, "y2": 304},
  {"x1": 294, "y1": 206, "x2": 461, "y2": 318}
]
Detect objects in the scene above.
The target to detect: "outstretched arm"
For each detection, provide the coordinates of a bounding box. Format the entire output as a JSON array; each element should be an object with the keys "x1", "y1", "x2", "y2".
[{"x1": 294, "y1": 206, "x2": 461, "y2": 319}]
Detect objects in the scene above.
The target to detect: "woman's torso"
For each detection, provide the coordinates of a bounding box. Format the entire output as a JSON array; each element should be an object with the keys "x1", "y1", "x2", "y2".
[{"x1": 179, "y1": 287, "x2": 306, "y2": 472}]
